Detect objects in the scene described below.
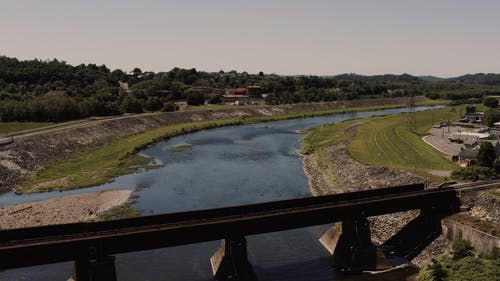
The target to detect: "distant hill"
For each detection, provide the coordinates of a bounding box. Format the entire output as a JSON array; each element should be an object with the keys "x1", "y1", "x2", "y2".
[
  {"x1": 446, "y1": 73, "x2": 500, "y2": 86},
  {"x1": 334, "y1": 73, "x2": 422, "y2": 83},
  {"x1": 418, "y1": 75, "x2": 444, "y2": 82}
]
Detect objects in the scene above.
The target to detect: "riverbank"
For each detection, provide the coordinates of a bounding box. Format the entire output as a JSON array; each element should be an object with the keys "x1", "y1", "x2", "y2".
[
  {"x1": 1, "y1": 97, "x2": 439, "y2": 193},
  {"x1": 300, "y1": 116, "x2": 451, "y2": 269},
  {"x1": 0, "y1": 189, "x2": 133, "y2": 229}
]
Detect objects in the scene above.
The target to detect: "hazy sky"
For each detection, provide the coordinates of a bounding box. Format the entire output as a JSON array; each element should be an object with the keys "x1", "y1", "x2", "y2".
[{"x1": 1, "y1": 0, "x2": 499, "y2": 77}]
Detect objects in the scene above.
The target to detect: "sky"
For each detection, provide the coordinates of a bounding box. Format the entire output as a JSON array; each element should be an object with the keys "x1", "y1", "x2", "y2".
[{"x1": 1, "y1": 0, "x2": 499, "y2": 77}]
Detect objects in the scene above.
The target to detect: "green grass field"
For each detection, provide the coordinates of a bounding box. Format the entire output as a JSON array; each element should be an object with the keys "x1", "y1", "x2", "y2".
[
  {"x1": 301, "y1": 119, "x2": 361, "y2": 154},
  {"x1": 0, "y1": 122, "x2": 54, "y2": 136},
  {"x1": 348, "y1": 107, "x2": 462, "y2": 177},
  {"x1": 302, "y1": 106, "x2": 465, "y2": 180}
]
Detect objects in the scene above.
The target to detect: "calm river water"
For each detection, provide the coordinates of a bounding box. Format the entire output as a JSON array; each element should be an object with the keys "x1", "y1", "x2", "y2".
[{"x1": 0, "y1": 106, "x2": 441, "y2": 281}]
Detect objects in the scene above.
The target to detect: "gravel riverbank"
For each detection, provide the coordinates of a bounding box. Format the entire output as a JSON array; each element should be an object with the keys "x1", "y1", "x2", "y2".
[
  {"x1": 0, "y1": 189, "x2": 133, "y2": 229},
  {"x1": 301, "y1": 124, "x2": 450, "y2": 269}
]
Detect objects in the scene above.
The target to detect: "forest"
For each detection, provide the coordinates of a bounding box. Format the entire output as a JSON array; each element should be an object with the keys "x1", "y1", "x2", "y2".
[{"x1": 1, "y1": 55, "x2": 500, "y2": 122}]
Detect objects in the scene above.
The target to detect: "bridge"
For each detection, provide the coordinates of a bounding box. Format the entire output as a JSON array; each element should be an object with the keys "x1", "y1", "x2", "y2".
[{"x1": 0, "y1": 183, "x2": 466, "y2": 281}]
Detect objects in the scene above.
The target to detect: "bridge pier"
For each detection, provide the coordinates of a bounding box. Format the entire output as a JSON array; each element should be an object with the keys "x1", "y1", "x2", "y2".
[
  {"x1": 71, "y1": 255, "x2": 117, "y2": 281},
  {"x1": 381, "y1": 208, "x2": 444, "y2": 260},
  {"x1": 319, "y1": 219, "x2": 392, "y2": 273},
  {"x1": 210, "y1": 237, "x2": 257, "y2": 281}
]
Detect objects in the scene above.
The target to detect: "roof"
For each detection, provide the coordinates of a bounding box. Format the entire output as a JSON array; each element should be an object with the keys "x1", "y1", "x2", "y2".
[
  {"x1": 451, "y1": 132, "x2": 490, "y2": 139},
  {"x1": 234, "y1": 88, "x2": 248, "y2": 93},
  {"x1": 458, "y1": 149, "x2": 478, "y2": 160},
  {"x1": 223, "y1": 94, "x2": 248, "y2": 98},
  {"x1": 247, "y1": 85, "x2": 261, "y2": 89}
]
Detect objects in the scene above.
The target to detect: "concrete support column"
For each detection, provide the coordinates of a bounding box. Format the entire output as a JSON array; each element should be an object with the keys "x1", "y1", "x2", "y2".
[
  {"x1": 382, "y1": 208, "x2": 443, "y2": 260},
  {"x1": 71, "y1": 256, "x2": 117, "y2": 281},
  {"x1": 210, "y1": 237, "x2": 257, "y2": 281},
  {"x1": 319, "y1": 219, "x2": 391, "y2": 273}
]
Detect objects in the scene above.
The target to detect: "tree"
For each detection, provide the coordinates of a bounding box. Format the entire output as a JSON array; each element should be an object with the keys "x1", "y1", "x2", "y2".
[
  {"x1": 161, "y1": 101, "x2": 176, "y2": 112},
  {"x1": 208, "y1": 95, "x2": 222, "y2": 104},
  {"x1": 144, "y1": 96, "x2": 163, "y2": 111},
  {"x1": 120, "y1": 96, "x2": 143, "y2": 113},
  {"x1": 494, "y1": 158, "x2": 500, "y2": 173},
  {"x1": 477, "y1": 142, "x2": 496, "y2": 167},
  {"x1": 184, "y1": 88, "x2": 205, "y2": 106},
  {"x1": 131, "y1": 67, "x2": 142, "y2": 76},
  {"x1": 484, "y1": 97, "x2": 499, "y2": 108},
  {"x1": 428, "y1": 259, "x2": 447, "y2": 281},
  {"x1": 482, "y1": 109, "x2": 500, "y2": 127}
]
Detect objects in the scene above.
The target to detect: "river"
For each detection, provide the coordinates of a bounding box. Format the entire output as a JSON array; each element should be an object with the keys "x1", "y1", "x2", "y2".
[{"x1": 0, "y1": 106, "x2": 441, "y2": 281}]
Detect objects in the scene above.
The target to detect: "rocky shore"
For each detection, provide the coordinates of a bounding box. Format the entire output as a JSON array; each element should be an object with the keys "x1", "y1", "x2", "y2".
[
  {"x1": 0, "y1": 189, "x2": 133, "y2": 229},
  {"x1": 301, "y1": 124, "x2": 450, "y2": 269}
]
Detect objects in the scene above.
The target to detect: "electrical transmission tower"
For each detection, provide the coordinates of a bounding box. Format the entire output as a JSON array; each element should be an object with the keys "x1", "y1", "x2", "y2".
[{"x1": 407, "y1": 95, "x2": 417, "y2": 133}]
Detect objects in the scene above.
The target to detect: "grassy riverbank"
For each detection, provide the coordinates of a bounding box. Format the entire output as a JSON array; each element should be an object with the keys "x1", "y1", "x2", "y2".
[
  {"x1": 0, "y1": 122, "x2": 54, "y2": 136},
  {"x1": 17, "y1": 99, "x2": 449, "y2": 193},
  {"x1": 302, "y1": 107, "x2": 461, "y2": 180}
]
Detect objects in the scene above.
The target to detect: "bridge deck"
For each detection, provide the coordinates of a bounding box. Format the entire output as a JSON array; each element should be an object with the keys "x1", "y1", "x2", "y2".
[{"x1": 0, "y1": 183, "x2": 463, "y2": 270}]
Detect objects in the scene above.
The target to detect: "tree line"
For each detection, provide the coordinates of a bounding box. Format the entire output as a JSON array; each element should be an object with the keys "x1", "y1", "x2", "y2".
[{"x1": 1, "y1": 55, "x2": 500, "y2": 122}]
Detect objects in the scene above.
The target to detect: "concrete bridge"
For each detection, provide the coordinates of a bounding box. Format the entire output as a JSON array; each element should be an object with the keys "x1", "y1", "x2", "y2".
[{"x1": 0, "y1": 183, "x2": 462, "y2": 281}]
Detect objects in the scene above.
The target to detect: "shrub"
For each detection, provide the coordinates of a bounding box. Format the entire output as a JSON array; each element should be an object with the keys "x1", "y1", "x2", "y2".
[
  {"x1": 161, "y1": 102, "x2": 176, "y2": 112},
  {"x1": 452, "y1": 166, "x2": 493, "y2": 181},
  {"x1": 451, "y1": 239, "x2": 474, "y2": 260}
]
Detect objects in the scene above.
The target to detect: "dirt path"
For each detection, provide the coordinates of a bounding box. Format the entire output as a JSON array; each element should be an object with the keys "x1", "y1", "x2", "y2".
[{"x1": 0, "y1": 189, "x2": 133, "y2": 229}]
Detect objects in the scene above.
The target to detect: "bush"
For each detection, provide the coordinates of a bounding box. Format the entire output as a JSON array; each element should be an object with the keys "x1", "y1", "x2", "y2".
[
  {"x1": 477, "y1": 142, "x2": 496, "y2": 167},
  {"x1": 484, "y1": 97, "x2": 499, "y2": 108},
  {"x1": 493, "y1": 158, "x2": 500, "y2": 173},
  {"x1": 120, "y1": 96, "x2": 143, "y2": 113},
  {"x1": 161, "y1": 102, "x2": 176, "y2": 112},
  {"x1": 186, "y1": 92, "x2": 205, "y2": 106},
  {"x1": 208, "y1": 95, "x2": 222, "y2": 104},
  {"x1": 451, "y1": 239, "x2": 474, "y2": 260},
  {"x1": 452, "y1": 166, "x2": 493, "y2": 181},
  {"x1": 482, "y1": 109, "x2": 500, "y2": 127}
]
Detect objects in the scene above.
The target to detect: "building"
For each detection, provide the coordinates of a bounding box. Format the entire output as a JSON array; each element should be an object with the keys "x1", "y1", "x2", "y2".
[
  {"x1": 455, "y1": 139, "x2": 500, "y2": 167},
  {"x1": 463, "y1": 112, "x2": 484, "y2": 123},
  {"x1": 448, "y1": 132, "x2": 489, "y2": 143},
  {"x1": 246, "y1": 86, "x2": 263, "y2": 98},
  {"x1": 234, "y1": 87, "x2": 248, "y2": 95},
  {"x1": 222, "y1": 94, "x2": 249, "y2": 104},
  {"x1": 457, "y1": 149, "x2": 478, "y2": 167}
]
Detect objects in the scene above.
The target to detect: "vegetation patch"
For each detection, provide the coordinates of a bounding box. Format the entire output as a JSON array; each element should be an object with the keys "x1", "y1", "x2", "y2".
[
  {"x1": 418, "y1": 240, "x2": 499, "y2": 281},
  {"x1": 301, "y1": 107, "x2": 461, "y2": 180},
  {"x1": 301, "y1": 119, "x2": 361, "y2": 154},
  {"x1": 488, "y1": 188, "x2": 500, "y2": 200},
  {"x1": 168, "y1": 144, "x2": 193, "y2": 152},
  {"x1": 0, "y1": 122, "x2": 54, "y2": 136},
  {"x1": 99, "y1": 196, "x2": 141, "y2": 220},
  {"x1": 348, "y1": 108, "x2": 460, "y2": 179},
  {"x1": 449, "y1": 214, "x2": 499, "y2": 237}
]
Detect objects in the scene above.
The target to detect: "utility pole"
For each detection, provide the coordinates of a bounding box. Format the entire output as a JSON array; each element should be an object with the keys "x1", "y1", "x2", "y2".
[{"x1": 407, "y1": 95, "x2": 417, "y2": 133}]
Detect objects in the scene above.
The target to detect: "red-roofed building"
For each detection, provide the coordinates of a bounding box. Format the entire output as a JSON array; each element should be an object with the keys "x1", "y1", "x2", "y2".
[{"x1": 234, "y1": 87, "x2": 248, "y2": 95}]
